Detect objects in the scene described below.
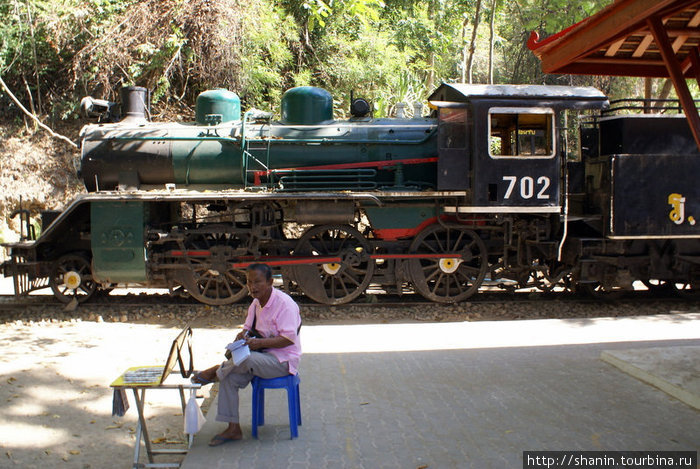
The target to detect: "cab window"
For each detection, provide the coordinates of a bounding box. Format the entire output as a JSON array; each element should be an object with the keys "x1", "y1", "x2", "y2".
[{"x1": 488, "y1": 108, "x2": 554, "y2": 158}]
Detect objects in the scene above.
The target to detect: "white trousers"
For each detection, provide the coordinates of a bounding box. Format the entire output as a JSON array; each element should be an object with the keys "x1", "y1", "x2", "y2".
[{"x1": 215, "y1": 351, "x2": 289, "y2": 423}]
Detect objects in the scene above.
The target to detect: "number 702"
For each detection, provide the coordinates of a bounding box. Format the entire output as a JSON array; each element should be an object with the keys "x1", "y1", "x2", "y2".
[{"x1": 502, "y1": 176, "x2": 551, "y2": 200}]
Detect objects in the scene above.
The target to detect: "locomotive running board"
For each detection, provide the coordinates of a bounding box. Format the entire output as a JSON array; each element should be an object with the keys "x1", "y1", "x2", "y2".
[
  {"x1": 608, "y1": 235, "x2": 700, "y2": 240},
  {"x1": 167, "y1": 252, "x2": 462, "y2": 268},
  {"x1": 444, "y1": 206, "x2": 561, "y2": 213}
]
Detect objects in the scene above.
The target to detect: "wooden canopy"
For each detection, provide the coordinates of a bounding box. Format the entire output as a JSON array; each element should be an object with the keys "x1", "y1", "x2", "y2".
[{"x1": 528, "y1": 0, "x2": 700, "y2": 149}]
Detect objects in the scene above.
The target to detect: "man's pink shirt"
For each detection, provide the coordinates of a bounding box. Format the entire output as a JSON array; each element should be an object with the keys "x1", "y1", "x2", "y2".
[{"x1": 244, "y1": 288, "x2": 302, "y2": 375}]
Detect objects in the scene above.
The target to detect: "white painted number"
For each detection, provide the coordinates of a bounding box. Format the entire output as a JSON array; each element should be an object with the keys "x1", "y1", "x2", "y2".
[
  {"x1": 502, "y1": 176, "x2": 551, "y2": 200},
  {"x1": 520, "y1": 176, "x2": 534, "y2": 199},
  {"x1": 536, "y1": 176, "x2": 550, "y2": 199},
  {"x1": 503, "y1": 176, "x2": 517, "y2": 199}
]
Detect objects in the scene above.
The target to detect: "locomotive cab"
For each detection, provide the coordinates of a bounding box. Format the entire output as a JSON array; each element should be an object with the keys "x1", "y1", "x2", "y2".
[{"x1": 428, "y1": 84, "x2": 607, "y2": 212}]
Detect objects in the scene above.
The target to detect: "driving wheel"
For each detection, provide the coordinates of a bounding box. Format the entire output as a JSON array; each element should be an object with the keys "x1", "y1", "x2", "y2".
[
  {"x1": 408, "y1": 225, "x2": 487, "y2": 303},
  {"x1": 292, "y1": 224, "x2": 374, "y2": 305},
  {"x1": 49, "y1": 253, "x2": 97, "y2": 304},
  {"x1": 179, "y1": 232, "x2": 248, "y2": 305}
]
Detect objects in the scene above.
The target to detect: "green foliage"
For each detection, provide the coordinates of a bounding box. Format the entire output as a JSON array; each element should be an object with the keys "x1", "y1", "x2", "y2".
[
  {"x1": 386, "y1": 0, "x2": 466, "y2": 83},
  {"x1": 239, "y1": 4, "x2": 299, "y2": 109},
  {"x1": 1, "y1": 0, "x2": 674, "y2": 125},
  {"x1": 304, "y1": 0, "x2": 385, "y2": 30}
]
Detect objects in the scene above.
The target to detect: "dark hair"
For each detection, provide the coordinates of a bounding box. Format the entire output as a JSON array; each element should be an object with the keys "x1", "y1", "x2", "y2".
[{"x1": 246, "y1": 263, "x2": 272, "y2": 281}]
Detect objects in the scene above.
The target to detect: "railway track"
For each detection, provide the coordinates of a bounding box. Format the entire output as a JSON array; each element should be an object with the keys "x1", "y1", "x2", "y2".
[{"x1": 0, "y1": 287, "x2": 693, "y2": 313}]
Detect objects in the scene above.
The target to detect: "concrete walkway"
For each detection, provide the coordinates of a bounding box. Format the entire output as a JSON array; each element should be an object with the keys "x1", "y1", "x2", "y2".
[
  {"x1": 181, "y1": 313, "x2": 700, "y2": 469},
  {"x1": 601, "y1": 345, "x2": 700, "y2": 410}
]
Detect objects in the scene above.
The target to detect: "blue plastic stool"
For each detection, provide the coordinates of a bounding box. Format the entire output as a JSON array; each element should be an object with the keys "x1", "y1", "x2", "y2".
[{"x1": 251, "y1": 374, "x2": 301, "y2": 439}]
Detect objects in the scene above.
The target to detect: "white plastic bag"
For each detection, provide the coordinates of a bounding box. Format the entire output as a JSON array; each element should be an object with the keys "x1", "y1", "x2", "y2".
[{"x1": 184, "y1": 394, "x2": 206, "y2": 435}]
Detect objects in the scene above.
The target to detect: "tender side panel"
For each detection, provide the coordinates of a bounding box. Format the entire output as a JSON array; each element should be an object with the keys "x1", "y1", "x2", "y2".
[{"x1": 611, "y1": 154, "x2": 700, "y2": 238}]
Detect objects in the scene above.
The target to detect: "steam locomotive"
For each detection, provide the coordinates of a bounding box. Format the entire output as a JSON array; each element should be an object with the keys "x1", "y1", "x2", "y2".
[{"x1": 2, "y1": 83, "x2": 698, "y2": 305}]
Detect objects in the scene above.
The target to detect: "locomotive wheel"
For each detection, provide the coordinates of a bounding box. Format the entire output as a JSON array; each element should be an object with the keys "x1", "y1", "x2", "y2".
[
  {"x1": 408, "y1": 225, "x2": 487, "y2": 303},
  {"x1": 49, "y1": 254, "x2": 97, "y2": 304},
  {"x1": 292, "y1": 224, "x2": 374, "y2": 305},
  {"x1": 179, "y1": 232, "x2": 248, "y2": 305}
]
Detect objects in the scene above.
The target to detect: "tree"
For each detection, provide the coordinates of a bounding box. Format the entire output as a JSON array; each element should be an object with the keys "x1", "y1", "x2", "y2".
[
  {"x1": 488, "y1": 0, "x2": 498, "y2": 84},
  {"x1": 462, "y1": 0, "x2": 482, "y2": 84}
]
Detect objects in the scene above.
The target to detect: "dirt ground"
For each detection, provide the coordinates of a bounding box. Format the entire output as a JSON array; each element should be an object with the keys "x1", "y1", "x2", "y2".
[
  {"x1": 0, "y1": 311, "x2": 242, "y2": 469},
  {"x1": 1, "y1": 281, "x2": 699, "y2": 468}
]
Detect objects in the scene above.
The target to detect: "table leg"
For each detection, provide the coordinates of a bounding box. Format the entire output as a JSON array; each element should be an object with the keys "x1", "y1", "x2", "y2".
[
  {"x1": 132, "y1": 418, "x2": 142, "y2": 469},
  {"x1": 132, "y1": 388, "x2": 154, "y2": 464}
]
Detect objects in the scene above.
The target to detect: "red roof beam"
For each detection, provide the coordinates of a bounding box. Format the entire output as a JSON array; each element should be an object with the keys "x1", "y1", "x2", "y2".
[
  {"x1": 648, "y1": 14, "x2": 700, "y2": 149},
  {"x1": 531, "y1": 0, "x2": 698, "y2": 74},
  {"x1": 687, "y1": 46, "x2": 700, "y2": 83},
  {"x1": 553, "y1": 61, "x2": 697, "y2": 78}
]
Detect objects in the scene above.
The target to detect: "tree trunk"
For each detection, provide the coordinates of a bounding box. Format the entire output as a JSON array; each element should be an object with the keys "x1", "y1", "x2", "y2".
[
  {"x1": 460, "y1": 17, "x2": 468, "y2": 83},
  {"x1": 644, "y1": 77, "x2": 652, "y2": 113},
  {"x1": 22, "y1": 76, "x2": 37, "y2": 132},
  {"x1": 26, "y1": 1, "x2": 42, "y2": 115},
  {"x1": 466, "y1": 0, "x2": 483, "y2": 84},
  {"x1": 488, "y1": 0, "x2": 497, "y2": 84},
  {"x1": 650, "y1": 79, "x2": 674, "y2": 111},
  {"x1": 428, "y1": 52, "x2": 435, "y2": 91},
  {"x1": 658, "y1": 78, "x2": 674, "y2": 100}
]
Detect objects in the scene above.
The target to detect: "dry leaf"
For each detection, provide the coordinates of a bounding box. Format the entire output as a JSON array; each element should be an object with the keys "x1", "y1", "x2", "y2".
[
  {"x1": 89, "y1": 420, "x2": 96, "y2": 424},
  {"x1": 5, "y1": 451, "x2": 12, "y2": 459},
  {"x1": 6, "y1": 377, "x2": 16, "y2": 384},
  {"x1": 105, "y1": 424, "x2": 122, "y2": 430},
  {"x1": 417, "y1": 465, "x2": 429, "y2": 469},
  {"x1": 52, "y1": 414, "x2": 60, "y2": 419},
  {"x1": 62, "y1": 456, "x2": 69, "y2": 461},
  {"x1": 151, "y1": 437, "x2": 166, "y2": 444},
  {"x1": 44, "y1": 450, "x2": 51, "y2": 455},
  {"x1": 69, "y1": 450, "x2": 80, "y2": 455}
]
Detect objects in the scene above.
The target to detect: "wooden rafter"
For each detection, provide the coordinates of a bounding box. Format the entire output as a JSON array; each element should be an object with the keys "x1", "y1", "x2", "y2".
[
  {"x1": 528, "y1": 0, "x2": 700, "y2": 152},
  {"x1": 688, "y1": 46, "x2": 700, "y2": 83},
  {"x1": 605, "y1": 38, "x2": 626, "y2": 56},
  {"x1": 534, "y1": 0, "x2": 684, "y2": 73},
  {"x1": 633, "y1": 35, "x2": 655, "y2": 57},
  {"x1": 672, "y1": 8, "x2": 700, "y2": 51},
  {"x1": 648, "y1": 15, "x2": 700, "y2": 149}
]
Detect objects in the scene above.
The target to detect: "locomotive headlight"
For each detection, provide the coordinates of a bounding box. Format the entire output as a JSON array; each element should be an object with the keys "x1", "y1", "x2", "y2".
[
  {"x1": 63, "y1": 271, "x2": 82, "y2": 290},
  {"x1": 439, "y1": 258, "x2": 462, "y2": 274}
]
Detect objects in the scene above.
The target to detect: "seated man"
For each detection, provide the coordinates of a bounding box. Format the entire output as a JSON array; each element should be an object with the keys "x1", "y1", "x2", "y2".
[{"x1": 192, "y1": 263, "x2": 302, "y2": 446}]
